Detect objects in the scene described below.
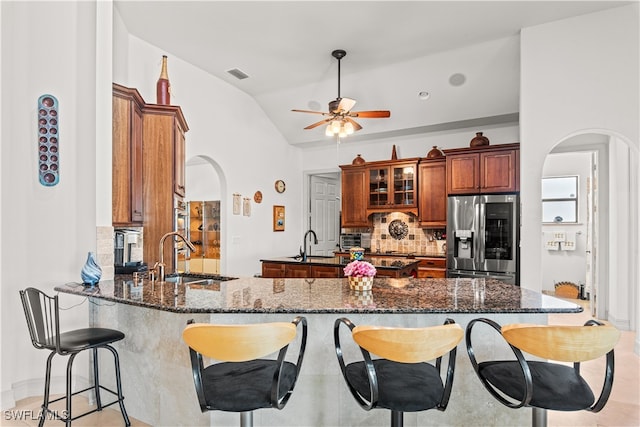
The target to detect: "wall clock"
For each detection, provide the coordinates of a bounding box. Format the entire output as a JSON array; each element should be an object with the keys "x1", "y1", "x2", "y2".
[{"x1": 274, "y1": 179, "x2": 286, "y2": 193}]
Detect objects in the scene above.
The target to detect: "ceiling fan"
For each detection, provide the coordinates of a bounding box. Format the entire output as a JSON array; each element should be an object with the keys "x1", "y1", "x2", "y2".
[{"x1": 292, "y1": 49, "x2": 391, "y2": 138}]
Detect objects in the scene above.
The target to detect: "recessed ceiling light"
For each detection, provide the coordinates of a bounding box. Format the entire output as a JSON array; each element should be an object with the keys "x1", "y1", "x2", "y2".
[
  {"x1": 418, "y1": 91, "x2": 430, "y2": 100},
  {"x1": 449, "y1": 73, "x2": 466, "y2": 86}
]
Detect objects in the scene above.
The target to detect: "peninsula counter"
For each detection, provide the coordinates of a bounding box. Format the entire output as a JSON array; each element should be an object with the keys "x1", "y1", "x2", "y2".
[{"x1": 55, "y1": 276, "x2": 581, "y2": 427}]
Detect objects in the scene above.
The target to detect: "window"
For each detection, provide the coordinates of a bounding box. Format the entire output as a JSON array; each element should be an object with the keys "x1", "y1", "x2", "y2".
[{"x1": 542, "y1": 176, "x2": 578, "y2": 223}]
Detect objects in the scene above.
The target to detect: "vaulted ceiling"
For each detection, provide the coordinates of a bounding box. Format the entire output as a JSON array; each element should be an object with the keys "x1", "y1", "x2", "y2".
[{"x1": 115, "y1": 1, "x2": 631, "y2": 146}]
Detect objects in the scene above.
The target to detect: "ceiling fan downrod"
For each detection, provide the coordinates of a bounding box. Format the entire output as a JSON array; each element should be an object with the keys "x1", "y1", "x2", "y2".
[{"x1": 332, "y1": 49, "x2": 346, "y2": 100}]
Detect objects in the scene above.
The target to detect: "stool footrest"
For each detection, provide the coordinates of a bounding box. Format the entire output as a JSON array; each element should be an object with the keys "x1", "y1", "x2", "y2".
[{"x1": 42, "y1": 385, "x2": 126, "y2": 423}]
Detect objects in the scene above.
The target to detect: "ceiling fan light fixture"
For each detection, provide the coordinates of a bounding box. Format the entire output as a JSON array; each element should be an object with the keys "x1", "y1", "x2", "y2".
[
  {"x1": 325, "y1": 125, "x2": 334, "y2": 136},
  {"x1": 292, "y1": 48, "x2": 390, "y2": 139},
  {"x1": 344, "y1": 121, "x2": 355, "y2": 135}
]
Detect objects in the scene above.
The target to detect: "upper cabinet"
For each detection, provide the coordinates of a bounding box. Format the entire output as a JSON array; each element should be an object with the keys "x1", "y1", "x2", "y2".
[
  {"x1": 366, "y1": 159, "x2": 419, "y2": 215},
  {"x1": 112, "y1": 83, "x2": 189, "y2": 268},
  {"x1": 446, "y1": 144, "x2": 519, "y2": 195},
  {"x1": 340, "y1": 164, "x2": 369, "y2": 228},
  {"x1": 141, "y1": 103, "x2": 189, "y2": 267},
  {"x1": 112, "y1": 84, "x2": 144, "y2": 226},
  {"x1": 418, "y1": 158, "x2": 447, "y2": 227}
]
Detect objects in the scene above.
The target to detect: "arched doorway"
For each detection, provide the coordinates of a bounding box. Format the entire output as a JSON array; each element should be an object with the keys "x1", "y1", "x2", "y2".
[
  {"x1": 542, "y1": 132, "x2": 638, "y2": 333},
  {"x1": 185, "y1": 155, "x2": 227, "y2": 274}
]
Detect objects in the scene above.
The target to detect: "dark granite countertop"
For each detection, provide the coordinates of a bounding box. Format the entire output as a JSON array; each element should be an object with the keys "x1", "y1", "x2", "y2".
[
  {"x1": 54, "y1": 276, "x2": 582, "y2": 315},
  {"x1": 260, "y1": 255, "x2": 420, "y2": 269}
]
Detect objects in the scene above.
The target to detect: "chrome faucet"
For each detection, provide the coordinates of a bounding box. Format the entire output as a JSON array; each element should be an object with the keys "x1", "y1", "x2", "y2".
[
  {"x1": 154, "y1": 231, "x2": 196, "y2": 282},
  {"x1": 300, "y1": 229, "x2": 318, "y2": 262}
]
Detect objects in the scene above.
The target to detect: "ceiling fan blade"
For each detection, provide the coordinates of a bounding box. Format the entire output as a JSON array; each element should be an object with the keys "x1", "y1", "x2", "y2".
[
  {"x1": 349, "y1": 110, "x2": 391, "y2": 118},
  {"x1": 345, "y1": 117, "x2": 362, "y2": 131},
  {"x1": 292, "y1": 109, "x2": 330, "y2": 116},
  {"x1": 304, "y1": 118, "x2": 332, "y2": 130},
  {"x1": 337, "y1": 97, "x2": 356, "y2": 112}
]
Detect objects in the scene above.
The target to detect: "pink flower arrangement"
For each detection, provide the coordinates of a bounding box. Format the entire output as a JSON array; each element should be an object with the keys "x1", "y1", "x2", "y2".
[{"x1": 343, "y1": 260, "x2": 377, "y2": 278}]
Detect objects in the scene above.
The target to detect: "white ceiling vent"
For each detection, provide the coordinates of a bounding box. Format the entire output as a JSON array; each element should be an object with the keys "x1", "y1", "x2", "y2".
[{"x1": 227, "y1": 68, "x2": 249, "y2": 80}]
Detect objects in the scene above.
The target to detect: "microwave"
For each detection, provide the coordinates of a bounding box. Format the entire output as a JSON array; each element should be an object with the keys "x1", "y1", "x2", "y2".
[{"x1": 340, "y1": 233, "x2": 371, "y2": 250}]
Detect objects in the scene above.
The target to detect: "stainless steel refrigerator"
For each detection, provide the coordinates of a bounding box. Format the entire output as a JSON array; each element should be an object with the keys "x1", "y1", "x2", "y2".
[{"x1": 446, "y1": 194, "x2": 519, "y2": 285}]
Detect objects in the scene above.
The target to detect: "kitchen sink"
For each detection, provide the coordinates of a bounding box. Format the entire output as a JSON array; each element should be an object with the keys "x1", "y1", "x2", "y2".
[{"x1": 164, "y1": 273, "x2": 237, "y2": 285}]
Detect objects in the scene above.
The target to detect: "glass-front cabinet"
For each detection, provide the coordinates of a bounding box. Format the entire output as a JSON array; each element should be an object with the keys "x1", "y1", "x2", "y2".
[{"x1": 366, "y1": 160, "x2": 419, "y2": 214}]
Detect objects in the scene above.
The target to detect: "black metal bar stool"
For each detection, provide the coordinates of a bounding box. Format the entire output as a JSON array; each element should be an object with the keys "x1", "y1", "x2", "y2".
[
  {"x1": 334, "y1": 317, "x2": 463, "y2": 427},
  {"x1": 466, "y1": 318, "x2": 621, "y2": 427},
  {"x1": 19, "y1": 287, "x2": 130, "y2": 427},
  {"x1": 182, "y1": 316, "x2": 307, "y2": 427}
]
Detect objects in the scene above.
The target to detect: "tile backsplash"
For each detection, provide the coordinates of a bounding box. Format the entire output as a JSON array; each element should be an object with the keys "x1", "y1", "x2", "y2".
[{"x1": 344, "y1": 212, "x2": 446, "y2": 255}]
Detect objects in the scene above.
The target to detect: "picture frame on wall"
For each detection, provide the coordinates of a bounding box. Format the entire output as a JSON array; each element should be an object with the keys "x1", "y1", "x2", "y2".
[{"x1": 273, "y1": 205, "x2": 285, "y2": 231}]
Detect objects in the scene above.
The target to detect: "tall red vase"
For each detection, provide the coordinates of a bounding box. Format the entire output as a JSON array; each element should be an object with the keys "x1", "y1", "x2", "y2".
[{"x1": 156, "y1": 55, "x2": 170, "y2": 105}]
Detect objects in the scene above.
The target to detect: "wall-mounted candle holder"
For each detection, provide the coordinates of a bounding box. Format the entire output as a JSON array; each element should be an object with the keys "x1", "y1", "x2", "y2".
[{"x1": 37, "y1": 94, "x2": 59, "y2": 186}]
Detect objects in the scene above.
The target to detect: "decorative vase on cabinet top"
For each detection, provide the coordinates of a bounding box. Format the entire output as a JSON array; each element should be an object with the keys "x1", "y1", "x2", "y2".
[
  {"x1": 81, "y1": 251, "x2": 102, "y2": 287},
  {"x1": 352, "y1": 154, "x2": 366, "y2": 165},
  {"x1": 470, "y1": 131, "x2": 490, "y2": 147},
  {"x1": 156, "y1": 55, "x2": 171, "y2": 105},
  {"x1": 426, "y1": 146, "x2": 445, "y2": 159}
]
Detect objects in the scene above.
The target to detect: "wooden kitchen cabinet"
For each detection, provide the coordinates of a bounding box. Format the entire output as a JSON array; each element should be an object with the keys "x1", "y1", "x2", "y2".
[
  {"x1": 416, "y1": 257, "x2": 447, "y2": 278},
  {"x1": 261, "y1": 262, "x2": 314, "y2": 278},
  {"x1": 141, "y1": 103, "x2": 189, "y2": 269},
  {"x1": 340, "y1": 165, "x2": 369, "y2": 227},
  {"x1": 366, "y1": 159, "x2": 420, "y2": 215},
  {"x1": 262, "y1": 262, "x2": 285, "y2": 278},
  {"x1": 112, "y1": 84, "x2": 144, "y2": 226},
  {"x1": 446, "y1": 144, "x2": 519, "y2": 195},
  {"x1": 312, "y1": 265, "x2": 344, "y2": 278},
  {"x1": 418, "y1": 159, "x2": 447, "y2": 227}
]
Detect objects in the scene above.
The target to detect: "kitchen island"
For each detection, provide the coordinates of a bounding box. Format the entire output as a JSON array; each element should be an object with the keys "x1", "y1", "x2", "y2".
[
  {"x1": 55, "y1": 276, "x2": 581, "y2": 427},
  {"x1": 260, "y1": 255, "x2": 420, "y2": 278}
]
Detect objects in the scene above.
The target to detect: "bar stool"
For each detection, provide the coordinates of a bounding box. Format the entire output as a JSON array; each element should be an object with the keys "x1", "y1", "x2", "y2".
[
  {"x1": 182, "y1": 316, "x2": 307, "y2": 427},
  {"x1": 19, "y1": 287, "x2": 130, "y2": 427},
  {"x1": 334, "y1": 318, "x2": 463, "y2": 427},
  {"x1": 466, "y1": 318, "x2": 621, "y2": 427}
]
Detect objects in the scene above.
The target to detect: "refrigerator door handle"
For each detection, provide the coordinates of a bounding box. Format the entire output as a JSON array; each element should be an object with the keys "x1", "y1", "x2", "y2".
[{"x1": 478, "y1": 201, "x2": 486, "y2": 265}]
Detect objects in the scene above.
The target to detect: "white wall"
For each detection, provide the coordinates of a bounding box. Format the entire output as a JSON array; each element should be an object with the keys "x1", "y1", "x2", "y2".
[
  {"x1": 520, "y1": 4, "x2": 639, "y2": 338},
  {"x1": 0, "y1": 1, "x2": 100, "y2": 408}
]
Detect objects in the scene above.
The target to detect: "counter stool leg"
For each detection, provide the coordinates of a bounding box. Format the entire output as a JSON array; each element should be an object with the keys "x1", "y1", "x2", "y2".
[
  {"x1": 391, "y1": 410, "x2": 403, "y2": 427},
  {"x1": 240, "y1": 411, "x2": 253, "y2": 427},
  {"x1": 532, "y1": 407, "x2": 547, "y2": 427},
  {"x1": 105, "y1": 345, "x2": 131, "y2": 426},
  {"x1": 39, "y1": 352, "x2": 55, "y2": 427},
  {"x1": 92, "y1": 348, "x2": 103, "y2": 409},
  {"x1": 66, "y1": 353, "x2": 79, "y2": 427}
]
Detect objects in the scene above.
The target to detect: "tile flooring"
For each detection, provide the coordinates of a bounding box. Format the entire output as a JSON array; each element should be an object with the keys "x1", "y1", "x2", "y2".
[
  {"x1": 5, "y1": 298, "x2": 638, "y2": 426},
  {"x1": 3, "y1": 394, "x2": 149, "y2": 426},
  {"x1": 546, "y1": 299, "x2": 640, "y2": 427}
]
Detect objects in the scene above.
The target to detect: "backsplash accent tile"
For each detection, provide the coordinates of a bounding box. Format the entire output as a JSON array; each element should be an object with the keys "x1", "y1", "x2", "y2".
[{"x1": 344, "y1": 213, "x2": 446, "y2": 255}]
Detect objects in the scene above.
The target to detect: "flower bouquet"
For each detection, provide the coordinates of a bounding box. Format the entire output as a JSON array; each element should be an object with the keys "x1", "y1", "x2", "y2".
[{"x1": 344, "y1": 260, "x2": 376, "y2": 291}]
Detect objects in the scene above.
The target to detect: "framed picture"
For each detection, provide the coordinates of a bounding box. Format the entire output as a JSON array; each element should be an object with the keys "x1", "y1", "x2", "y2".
[
  {"x1": 273, "y1": 205, "x2": 285, "y2": 231},
  {"x1": 233, "y1": 193, "x2": 241, "y2": 215}
]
